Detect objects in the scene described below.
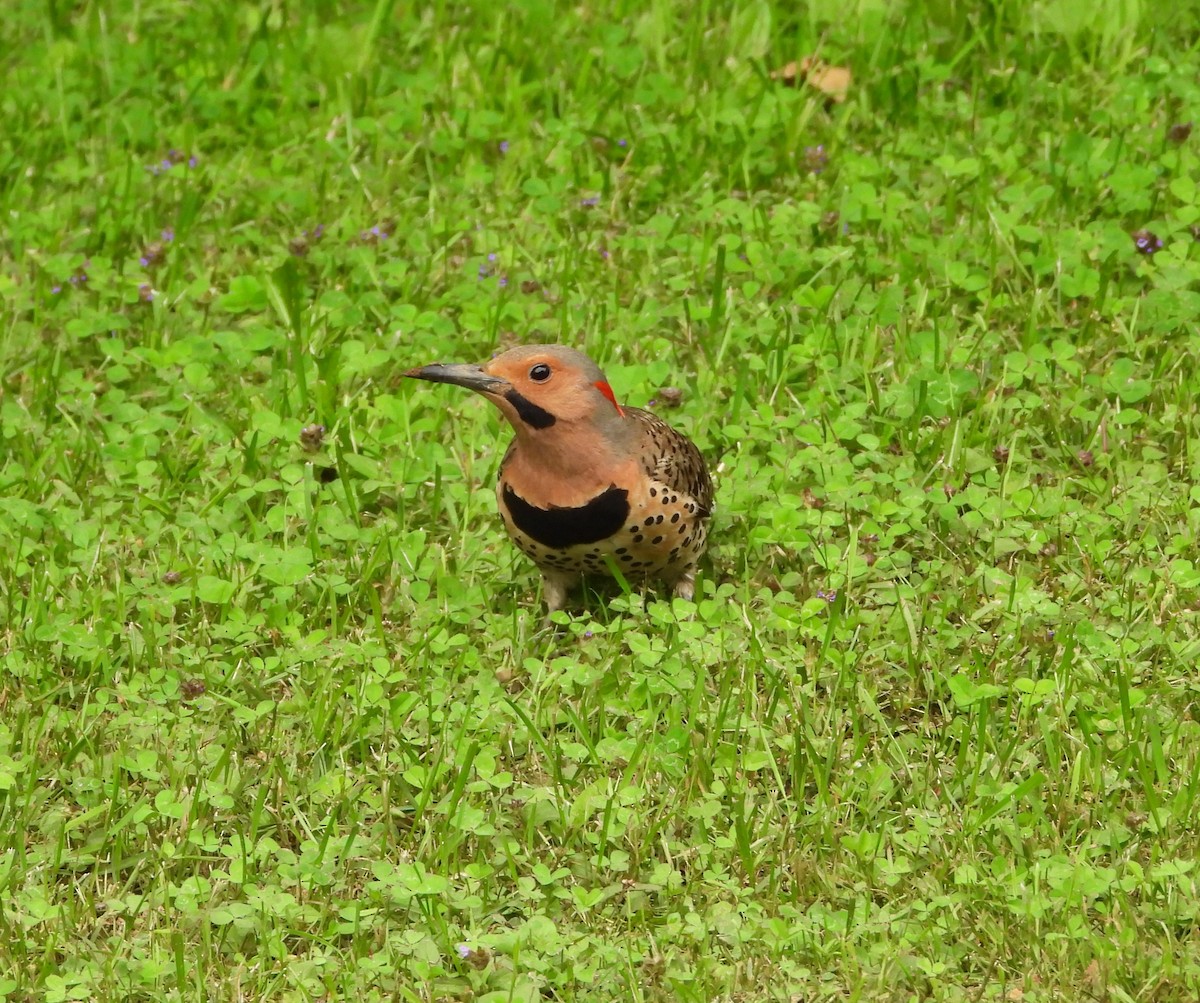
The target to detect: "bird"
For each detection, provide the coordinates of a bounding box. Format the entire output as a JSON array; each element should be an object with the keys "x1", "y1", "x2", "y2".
[{"x1": 406, "y1": 345, "x2": 713, "y2": 613}]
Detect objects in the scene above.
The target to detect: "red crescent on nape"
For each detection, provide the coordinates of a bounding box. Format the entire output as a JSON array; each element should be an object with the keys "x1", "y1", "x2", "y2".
[{"x1": 594, "y1": 381, "x2": 624, "y2": 416}]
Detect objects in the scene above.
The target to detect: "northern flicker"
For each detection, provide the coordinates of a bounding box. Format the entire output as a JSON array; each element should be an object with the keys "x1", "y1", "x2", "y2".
[{"x1": 406, "y1": 345, "x2": 713, "y2": 612}]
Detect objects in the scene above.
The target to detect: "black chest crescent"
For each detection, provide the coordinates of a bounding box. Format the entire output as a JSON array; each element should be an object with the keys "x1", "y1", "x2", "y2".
[{"x1": 501, "y1": 484, "x2": 631, "y2": 549}]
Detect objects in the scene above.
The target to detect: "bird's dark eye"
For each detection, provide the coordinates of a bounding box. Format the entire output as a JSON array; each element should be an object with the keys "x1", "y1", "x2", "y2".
[{"x1": 529, "y1": 363, "x2": 552, "y2": 382}]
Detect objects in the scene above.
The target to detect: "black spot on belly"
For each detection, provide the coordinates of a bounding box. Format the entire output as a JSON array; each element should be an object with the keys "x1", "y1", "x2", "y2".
[
  {"x1": 502, "y1": 484, "x2": 630, "y2": 549},
  {"x1": 504, "y1": 390, "x2": 556, "y2": 429}
]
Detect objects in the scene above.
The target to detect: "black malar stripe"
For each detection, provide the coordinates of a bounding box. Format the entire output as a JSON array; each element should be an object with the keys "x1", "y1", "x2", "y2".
[{"x1": 504, "y1": 390, "x2": 556, "y2": 429}]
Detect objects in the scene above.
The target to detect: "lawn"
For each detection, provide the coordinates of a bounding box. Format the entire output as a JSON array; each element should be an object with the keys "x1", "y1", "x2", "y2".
[{"x1": 3, "y1": 0, "x2": 1200, "y2": 999}]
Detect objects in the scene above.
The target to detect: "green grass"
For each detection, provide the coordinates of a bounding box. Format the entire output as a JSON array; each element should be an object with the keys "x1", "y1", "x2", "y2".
[{"x1": 4, "y1": 0, "x2": 1200, "y2": 999}]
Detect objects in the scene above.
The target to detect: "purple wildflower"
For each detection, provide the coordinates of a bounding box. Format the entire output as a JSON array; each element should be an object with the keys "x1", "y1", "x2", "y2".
[
  {"x1": 581, "y1": 196, "x2": 600, "y2": 207},
  {"x1": 498, "y1": 276, "x2": 508, "y2": 288},
  {"x1": 1132, "y1": 229, "x2": 1163, "y2": 255},
  {"x1": 140, "y1": 241, "x2": 165, "y2": 268},
  {"x1": 617, "y1": 138, "x2": 627, "y2": 147},
  {"x1": 161, "y1": 227, "x2": 175, "y2": 243},
  {"x1": 360, "y1": 225, "x2": 390, "y2": 244},
  {"x1": 498, "y1": 140, "x2": 509, "y2": 154},
  {"x1": 599, "y1": 248, "x2": 610, "y2": 259},
  {"x1": 51, "y1": 284, "x2": 62, "y2": 294},
  {"x1": 487, "y1": 252, "x2": 497, "y2": 262},
  {"x1": 803, "y1": 144, "x2": 828, "y2": 173},
  {"x1": 815, "y1": 589, "x2": 838, "y2": 603},
  {"x1": 455, "y1": 944, "x2": 472, "y2": 960},
  {"x1": 148, "y1": 149, "x2": 190, "y2": 175},
  {"x1": 583, "y1": 630, "x2": 593, "y2": 639},
  {"x1": 187, "y1": 154, "x2": 198, "y2": 167},
  {"x1": 294, "y1": 224, "x2": 327, "y2": 255},
  {"x1": 139, "y1": 283, "x2": 155, "y2": 302}
]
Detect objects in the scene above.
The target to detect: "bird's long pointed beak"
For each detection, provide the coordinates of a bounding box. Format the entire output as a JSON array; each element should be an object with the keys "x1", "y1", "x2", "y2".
[{"x1": 405, "y1": 362, "x2": 509, "y2": 394}]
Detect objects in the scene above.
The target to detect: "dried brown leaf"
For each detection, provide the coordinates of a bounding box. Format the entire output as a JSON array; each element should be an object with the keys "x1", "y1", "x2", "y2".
[
  {"x1": 770, "y1": 60, "x2": 801, "y2": 84},
  {"x1": 770, "y1": 56, "x2": 852, "y2": 102}
]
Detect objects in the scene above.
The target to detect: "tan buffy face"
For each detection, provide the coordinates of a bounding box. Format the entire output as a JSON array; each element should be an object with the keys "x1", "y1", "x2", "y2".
[
  {"x1": 406, "y1": 345, "x2": 637, "y2": 502},
  {"x1": 483, "y1": 348, "x2": 624, "y2": 427},
  {"x1": 406, "y1": 345, "x2": 627, "y2": 444}
]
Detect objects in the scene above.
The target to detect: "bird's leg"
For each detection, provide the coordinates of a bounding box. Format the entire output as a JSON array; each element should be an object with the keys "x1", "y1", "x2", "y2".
[
  {"x1": 668, "y1": 564, "x2": 697, "y2": 602},
  {"x1": 540, "y1": 570, "x2": 579, "y2": 614}
]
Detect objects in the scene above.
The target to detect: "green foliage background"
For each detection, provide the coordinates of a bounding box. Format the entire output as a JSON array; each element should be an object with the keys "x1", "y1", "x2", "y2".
[{"x1": 3, "y1": 0, "x2": 1200, "y2": 999}]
